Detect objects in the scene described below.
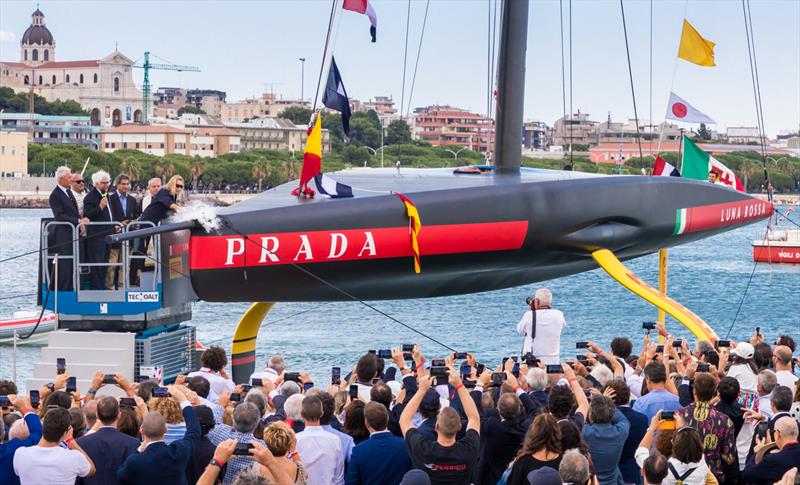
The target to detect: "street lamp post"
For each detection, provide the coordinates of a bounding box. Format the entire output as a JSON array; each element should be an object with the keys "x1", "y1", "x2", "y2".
[
  {"x1": 380, "y1": 117, "x2": 384, "y2": 168},
  {"x1": 298, "y1": 58, "x2": 306, "y2": 102}
]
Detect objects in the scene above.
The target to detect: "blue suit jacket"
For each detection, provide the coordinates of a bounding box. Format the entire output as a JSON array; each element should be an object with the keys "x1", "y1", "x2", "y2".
[
  {"x1": 618, "y1": 406, "x2": 648, "y2": 485},
  {"x1": 0, "y1": 413, "x2": 43, "y2": 485},
  {"x1": 117, "y1": 404, "x2": 200, "y2": 485},
  {"x1": 77, "y1": 426, "x2": 141, "y2": 485},
  {"x1": 742, "y1": 442, "x2": 800, "y2": 485},
  {"x1": 345, "y1": 431, "x2": 412, "y2": 485}
]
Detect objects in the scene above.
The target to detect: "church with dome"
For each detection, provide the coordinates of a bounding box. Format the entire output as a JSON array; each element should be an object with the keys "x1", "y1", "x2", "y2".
[{"x1": 0, "y1": 8, "x2": 144, "y2": 127}]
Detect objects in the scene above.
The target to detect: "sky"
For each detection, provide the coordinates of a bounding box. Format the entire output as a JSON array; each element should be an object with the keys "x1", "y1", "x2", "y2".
[{"x1": 1, "y1": 0, "x2": 798, "y2": 136}]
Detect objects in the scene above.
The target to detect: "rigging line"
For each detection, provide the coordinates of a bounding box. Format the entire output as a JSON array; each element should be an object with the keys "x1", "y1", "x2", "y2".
[
  {"x1": 405, "y1": 0, "x2": 431, "y2": 119},
  {"x1": 0, "y1": 292, "x2": 36, "y2": 302},
  {"x1": 311, "y1": 0, "x2": 339, "y2": 115},
  {"x1": 559, "y1": 0, "x2": 567, "y2": 149},
  {"x1": 746, "y1": 0, "x2": 769, "y2": 163},
  {"x1": 746, "y1": 0, "x2": 771, "y2": 192},
  {"x1": 487, "y1": 0, "x2": 492, "y2": 147},
  {"x1": 400, "y1": 0, "x2": 412, "y2": 118},
  {"x1": 656, "y1": 0, "x2": 690, "y2": 158},
  {"x1": 0, "y1": 228, "x2": 122, "y2": 265},
  {"x1": 619, "y1": 0, "x2": 644, "y2": 162},
  {"x1": 725, "y1": 220, "x2": 771, "y2": 339},
  {"x1": 569, "y1": 0, "x2": 573, "y2": 165},
  {"x1": 741, "y1": 0, "x2": 771, "y2": 201},
  {"x1": 222, "y1": 221, "x2": 456, "y2": 352},
  {"x1": 649, "y1": 0, "x2": 653, "y2": 151}
]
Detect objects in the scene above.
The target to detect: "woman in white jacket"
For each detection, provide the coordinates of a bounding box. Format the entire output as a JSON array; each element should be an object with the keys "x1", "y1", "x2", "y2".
[{"x1": 636, "y1": 412, "x2": 713, "y2": 485}]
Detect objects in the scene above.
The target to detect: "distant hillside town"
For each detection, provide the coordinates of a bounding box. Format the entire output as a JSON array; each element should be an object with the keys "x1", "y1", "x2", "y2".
[{"x1": 1, "y1": 7, "x2": 798, "y2": 178}]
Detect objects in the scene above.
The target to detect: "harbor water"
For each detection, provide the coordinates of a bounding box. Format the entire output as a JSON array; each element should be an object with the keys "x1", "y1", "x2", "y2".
[{"x1": 1, "y1": 208, "x2": 798, "y2": 390}]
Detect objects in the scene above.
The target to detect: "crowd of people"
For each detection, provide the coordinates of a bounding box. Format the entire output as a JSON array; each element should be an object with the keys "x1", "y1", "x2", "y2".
[
  {"x1": 48, "y1": 165, "x2": 184, "y2": 290},
  {"x1": 1, "y1": 301, "x2": 799, "y2": 485}
]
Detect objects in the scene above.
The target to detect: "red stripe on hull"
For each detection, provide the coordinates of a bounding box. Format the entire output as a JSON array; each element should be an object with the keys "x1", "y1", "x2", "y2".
[
  {"x1": 753, "y1": 245, "x2": 800, "y2": 264},
  {"x1": 190, "y1": 221, "x2": 528, "y2": 270},
  {"x1": 683, "y1": 199, "x2": 772, "y2": 234}
]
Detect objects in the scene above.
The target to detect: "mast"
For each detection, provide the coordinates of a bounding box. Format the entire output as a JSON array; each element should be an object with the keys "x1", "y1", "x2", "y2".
[{"x1": 493, "y1": 0, "x2": 529, "y2": 175}]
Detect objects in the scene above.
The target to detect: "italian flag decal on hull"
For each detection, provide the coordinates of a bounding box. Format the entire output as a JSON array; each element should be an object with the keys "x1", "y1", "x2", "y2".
[
  {"x1": 674, "y1": 199, "x2": 772, "y2": 236},
  {"x1": 674, "y1": 208, "x2": 689, "y2": 235}
]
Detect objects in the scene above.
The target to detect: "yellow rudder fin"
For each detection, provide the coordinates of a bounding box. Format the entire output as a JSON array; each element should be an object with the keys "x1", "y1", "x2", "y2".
[{"x1": 591, "y1": 249, "x2": 717, "y2": 342}]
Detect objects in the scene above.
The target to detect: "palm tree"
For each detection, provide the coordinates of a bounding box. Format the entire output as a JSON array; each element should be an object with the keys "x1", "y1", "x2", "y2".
[
  {"x1": 190, "y1": 160, "x2": 205, "y2": 191},
  {"x1": 739, "y1": 160, "x2": 758, "y2": 191},
  {"x1": 119, "y1": 157, "x2": 141, "y2": 182},
  {"x1": 252, "y1": 159, "x2": 271, "y2": 192}
]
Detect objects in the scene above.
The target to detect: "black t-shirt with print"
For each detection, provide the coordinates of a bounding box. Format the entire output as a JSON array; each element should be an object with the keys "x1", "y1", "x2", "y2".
[{"x1": 405, "y1": 428, "x2": 480, "y2": 485}]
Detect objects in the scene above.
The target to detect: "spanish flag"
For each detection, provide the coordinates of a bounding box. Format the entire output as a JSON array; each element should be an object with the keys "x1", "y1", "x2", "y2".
[
  {"x1": 677, "y1": 19, "x2": 716, "y2": 67},
  {"x1": 298, "y1": 113, "x2": 323, "y2": 191},
  {"x1": 395, "y1": 193, "x2": 422, "y2": 273}
]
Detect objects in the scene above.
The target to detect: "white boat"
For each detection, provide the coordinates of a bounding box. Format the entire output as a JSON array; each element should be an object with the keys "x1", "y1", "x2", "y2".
[{"x1": 0, "y1": 310, "x2": 58, "y2": 344}]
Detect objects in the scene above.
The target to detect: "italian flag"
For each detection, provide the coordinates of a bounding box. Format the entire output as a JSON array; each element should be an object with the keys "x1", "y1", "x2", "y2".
[{"x1": 681, "y1": 136, "x2": 744, "y2": 191}]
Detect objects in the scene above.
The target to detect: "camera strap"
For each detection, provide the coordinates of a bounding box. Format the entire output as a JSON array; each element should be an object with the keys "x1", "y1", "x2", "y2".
[{"x1": 521, "y1": 309, "x2": 537, "y2": 357}]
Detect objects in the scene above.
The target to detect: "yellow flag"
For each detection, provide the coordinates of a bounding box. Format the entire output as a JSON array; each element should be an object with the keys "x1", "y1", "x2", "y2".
[{"x1": 678, "y1": 19, "x2": 716, "y2": 67}]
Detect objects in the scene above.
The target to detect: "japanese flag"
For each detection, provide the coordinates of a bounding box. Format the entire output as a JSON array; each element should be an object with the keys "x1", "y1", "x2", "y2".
[{"x1": 666, "y1": 92, "x2": 715, "y2": 124}]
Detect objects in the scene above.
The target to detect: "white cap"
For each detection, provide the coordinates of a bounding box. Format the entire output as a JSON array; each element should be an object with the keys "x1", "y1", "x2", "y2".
[{"x1": 732, "y1": 342, "x2": 755, "y2": 360}]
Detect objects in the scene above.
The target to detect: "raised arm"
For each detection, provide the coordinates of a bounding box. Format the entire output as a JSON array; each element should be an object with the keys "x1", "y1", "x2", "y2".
[
  {"x1": 447, "y1": 355, "x2": 479, "y2": 433},
  {"x1": 563, "y1": 362, "x2": 590, "y2": 417},
  {"x1": 399, "y1": 374, "x2": 433, "y2": 436}
]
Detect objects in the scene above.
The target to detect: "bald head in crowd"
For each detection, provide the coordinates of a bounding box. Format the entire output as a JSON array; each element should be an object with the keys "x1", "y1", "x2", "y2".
[
  {"x1": 141, "y1": 411, "x2": 167, "y2": 440},
  {"x1": 774, "y1": 416, "x2": 798, "y2": 446}
]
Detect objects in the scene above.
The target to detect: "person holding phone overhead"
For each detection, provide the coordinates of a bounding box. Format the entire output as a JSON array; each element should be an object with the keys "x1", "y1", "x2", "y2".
[{"x1": 515, "y1": 288, "x2": 567, "y2": 364}]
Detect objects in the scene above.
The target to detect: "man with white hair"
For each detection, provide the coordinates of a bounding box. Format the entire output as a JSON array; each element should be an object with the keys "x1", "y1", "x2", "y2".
[
  {"x1": 249, "y1": 355, "x2": 285, "y2": 385},
  {"x1": 48, "y1": 166, "x2": 88, "y2": 290},
  {"x1": 742, "y1": 416, "x2": 800, "y2": 484},
  {"x1": 82, "y1": 170, "x2": 114, "y2": 289},
  {"x1": 141, "y1": 177, "x2": 162, "y2": 210},
  {"x1": 516, "y1": 288, "x2": 567, "y2": 364}
]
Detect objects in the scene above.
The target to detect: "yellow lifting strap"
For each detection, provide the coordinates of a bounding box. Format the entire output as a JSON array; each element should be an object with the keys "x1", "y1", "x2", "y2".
[
  {"x1": 591, "y1": 249, "x2": 718, "y2": 342},
  {"x1": 231, "y1": 302, "x2": 274, "y2": 384}
]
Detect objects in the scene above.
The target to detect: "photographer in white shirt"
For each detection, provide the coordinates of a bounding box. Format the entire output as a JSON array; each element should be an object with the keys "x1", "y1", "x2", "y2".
[{"x1": 515, "y1": 288, "x2": 567, "y2": 364}]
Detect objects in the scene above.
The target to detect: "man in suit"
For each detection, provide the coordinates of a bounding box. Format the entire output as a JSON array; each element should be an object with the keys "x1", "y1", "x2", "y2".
[
  {"x1": 606, "y1": 379, "x2": 648, "y2": 485},
  {"x1": 77, "y1": 396, "x2": 140, "y2": 485},
  {"x1": 107, "y1": 173, "x2": 140, "y2": 289},
  {"x1": 346, "y1": 402, "x2": 411, "y2": 485},
  {"x1": 48, "y1": 166, "x2": 88, "y2": 291},
  {"x1": 742, "y1": 416, "x2": 800, "y2": 484},
  {"x1": 471, "y1": 362, "x2": 539, "y2": 485},
  {"x1": 82, "y1": 170, "x2": 114, "y2": 290},
  {"x1": 117, "y1": 386, "x2": 199, "y2": 485}
]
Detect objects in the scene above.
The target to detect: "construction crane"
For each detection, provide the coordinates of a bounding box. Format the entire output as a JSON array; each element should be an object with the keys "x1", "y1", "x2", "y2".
[{"x1": 133, "y1": 51, "x2": 200, "y2": 124}]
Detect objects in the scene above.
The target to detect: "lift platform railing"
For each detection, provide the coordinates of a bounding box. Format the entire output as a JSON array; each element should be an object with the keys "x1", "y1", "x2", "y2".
[{"x1": 41, "y1": 220, "x2": 162, "y2": 297}]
